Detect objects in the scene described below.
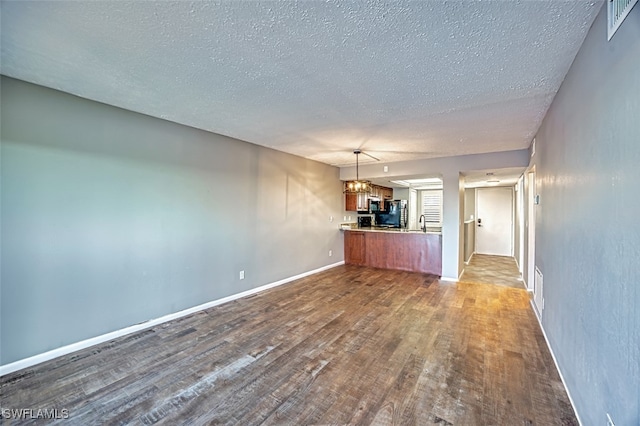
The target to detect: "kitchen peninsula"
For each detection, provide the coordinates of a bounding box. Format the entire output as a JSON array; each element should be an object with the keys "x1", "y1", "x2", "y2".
[{"x1": 343, "y1": 228, "x2": 442, "y2": 276}]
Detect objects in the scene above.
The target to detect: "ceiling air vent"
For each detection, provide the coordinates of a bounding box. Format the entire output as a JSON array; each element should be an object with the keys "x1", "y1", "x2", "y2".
[{"x1": 608, "y1": 0, "x2": 638, "y2": 40}]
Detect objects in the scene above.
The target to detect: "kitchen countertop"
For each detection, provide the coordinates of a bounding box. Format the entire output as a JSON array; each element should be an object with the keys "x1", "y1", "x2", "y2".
[{"x1": 340, "y1": 225, "x2": 442, "y2": 235}]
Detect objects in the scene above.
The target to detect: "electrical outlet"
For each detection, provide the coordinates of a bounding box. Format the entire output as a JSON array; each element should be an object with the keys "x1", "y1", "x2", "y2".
[
  {"x1": 239, "y1": 270, "x2": 245, "y2": 280},
  {"x1": 606, "y1": 413, "x2": 615, "y2": 426},
  {"x1": 329, "y1": 250, "x2": 333, "y2": 257}
]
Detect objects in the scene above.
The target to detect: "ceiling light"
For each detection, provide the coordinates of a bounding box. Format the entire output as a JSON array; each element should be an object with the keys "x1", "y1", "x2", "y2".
[
  {"x1": 344, "y1": 150, "x2": 372, "y2": 194},
  {"x1": 390, "y1": 178, "x2": 442, "y2": 186}
]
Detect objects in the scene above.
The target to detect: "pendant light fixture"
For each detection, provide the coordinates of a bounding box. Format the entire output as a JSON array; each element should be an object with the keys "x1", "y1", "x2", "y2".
[{"x1": 343, "y1": 150, "x2": 372, "y2": 194}]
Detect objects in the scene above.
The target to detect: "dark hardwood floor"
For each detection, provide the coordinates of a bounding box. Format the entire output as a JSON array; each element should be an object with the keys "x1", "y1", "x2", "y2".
[{"x1": 0, "y1": 265, "x2": 576, "y2": 425}]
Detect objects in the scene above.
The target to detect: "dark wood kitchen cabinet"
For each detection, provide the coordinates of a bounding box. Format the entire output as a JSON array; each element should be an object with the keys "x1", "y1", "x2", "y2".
[
  {"x1": 345, "y1": 192, "x2": 369, "y2": 212},
  {"x1": 344, "y1": 231, "x2": 366, "y2": 265},
  {"x1": 345, "y1": 193, "x2": 358, "y2": 211},
  {"x1": 344, "y1": 184, "x2": 393, "y2": 212},
  {"x1": 381, "y1": 187, "x2": 393, "y2": 201}
]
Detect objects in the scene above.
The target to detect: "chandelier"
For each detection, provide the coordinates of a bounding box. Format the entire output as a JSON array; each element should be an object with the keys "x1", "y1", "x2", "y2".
[{"x1": 343, "y1": 150, "x2": 372, "y2": 194}]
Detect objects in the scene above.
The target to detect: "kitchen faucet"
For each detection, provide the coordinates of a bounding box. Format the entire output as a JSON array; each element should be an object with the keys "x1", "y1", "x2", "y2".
[{"x1": 419, "y1": 214, "x2": 426, "y2": 232}]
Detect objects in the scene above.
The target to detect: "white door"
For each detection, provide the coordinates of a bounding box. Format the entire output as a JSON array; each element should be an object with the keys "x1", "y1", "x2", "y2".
[{"x1": 476, "y1": 187, "x2": 513, "y2": 256}]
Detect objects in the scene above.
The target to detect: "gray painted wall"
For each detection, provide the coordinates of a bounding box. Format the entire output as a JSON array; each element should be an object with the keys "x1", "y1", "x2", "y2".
[
  {"x1": 392, "y1": 187, "x2": 409, "y2": 201},
  {"x1": 1, "y1": 77, "x2": 344, "y2": 365},
  {"x1": 532, "y1": 6, "x2": 639, "y2": 425},
  {"x1": 463, "y1": 188, "x2": 476, "y2": 264},
  {"x1": 464, "y1": 188, "x2": 475, "y2": 221}
]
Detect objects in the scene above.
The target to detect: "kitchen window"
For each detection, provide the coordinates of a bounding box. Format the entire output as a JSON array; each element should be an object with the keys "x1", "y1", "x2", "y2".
[{"x1": 420, "y1": 190, "x2": 443, "y2": 226}]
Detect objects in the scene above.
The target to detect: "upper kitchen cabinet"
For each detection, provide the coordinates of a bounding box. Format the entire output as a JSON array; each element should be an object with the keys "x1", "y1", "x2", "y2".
[
  {"x1": 345, "y1": 192, "x2": 357, "y2": 211},
  {"x1": 344, "y1": 184, "x2": 393, "y2": 212},
  {"x1": 381, "y1": 187, "x2": 393, "y2": 201},
  {"x1": 345, "y1": 192, "x2": 369, "y2": 212}
]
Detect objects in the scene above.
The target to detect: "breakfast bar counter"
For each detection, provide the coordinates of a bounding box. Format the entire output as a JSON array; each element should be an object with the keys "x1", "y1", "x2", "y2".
[{"x1": 343, "y1": 227, "x2": 442, "y2": 276}]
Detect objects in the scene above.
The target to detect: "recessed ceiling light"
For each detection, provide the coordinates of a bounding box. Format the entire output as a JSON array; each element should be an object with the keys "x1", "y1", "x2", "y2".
[{"x1": 391, "y1": 178, "x2": 442, "y2": 186}]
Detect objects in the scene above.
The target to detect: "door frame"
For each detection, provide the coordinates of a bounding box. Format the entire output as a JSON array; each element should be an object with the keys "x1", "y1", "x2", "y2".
[
  {"x1": 527, "y1": 169, "x2": 536, "y2": 292},
  {"x1": 517, "y1": 176, "x2": 525, "y2": 276}
]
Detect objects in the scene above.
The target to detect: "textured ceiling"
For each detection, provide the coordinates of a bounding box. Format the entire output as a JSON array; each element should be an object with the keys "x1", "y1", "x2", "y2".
[
  {"x1": 462, "y1": 167, "x2": 527, "y2": 188},
  {"x1": 1, "y1": 1, "x2": 601, "y2": 167}
]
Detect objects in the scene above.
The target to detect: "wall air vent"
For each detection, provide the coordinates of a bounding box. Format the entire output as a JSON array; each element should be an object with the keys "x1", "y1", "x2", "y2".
[
  {"x1": 608, "y1": 0, "x2": 638, "y2": 40},
  {"x1": 534, "y1": 267, "x2": 544, "y2": 319}
]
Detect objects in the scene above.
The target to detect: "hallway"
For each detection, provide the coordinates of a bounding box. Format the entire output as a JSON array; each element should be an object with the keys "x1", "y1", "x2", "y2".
[{"x1": 460, "y1": 254, "x2": 525, "y2": 289}]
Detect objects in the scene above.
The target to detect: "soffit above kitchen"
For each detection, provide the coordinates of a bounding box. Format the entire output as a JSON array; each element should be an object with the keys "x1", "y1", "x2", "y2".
[
  {"x1": 0, "y1": 1, "x2": 602, "y2": 167},
  {"x1": 369, "y1": 168, "x2": 525, "y2": 190}
]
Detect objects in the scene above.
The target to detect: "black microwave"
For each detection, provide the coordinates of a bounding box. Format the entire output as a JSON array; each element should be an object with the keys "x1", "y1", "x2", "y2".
[
  {"x1": 357, "y1": 216, "x2": 372, "y2": 228},
  {"x1": 369, "y1": 199, "x2": 381, "y2": 213}
]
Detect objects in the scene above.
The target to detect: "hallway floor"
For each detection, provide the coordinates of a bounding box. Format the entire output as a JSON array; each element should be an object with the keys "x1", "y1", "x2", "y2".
[{"x1": 460, "y1": 254, "x2": 525, "y2": 289}]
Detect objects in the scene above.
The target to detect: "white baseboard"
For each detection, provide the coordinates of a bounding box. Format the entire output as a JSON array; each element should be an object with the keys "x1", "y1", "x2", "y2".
[
  {"x1": 0, "y1": 261, "x2": 345, "y2": 377},
  {"x1": 464, "y1": 251, "x2": 475, "y2": 265},
  {"x1": 529, "y1": 300, "x2": 583, "y2": 426},
  {"x1": 440, "y1": 269, "x2": 464, "y2": 283}
]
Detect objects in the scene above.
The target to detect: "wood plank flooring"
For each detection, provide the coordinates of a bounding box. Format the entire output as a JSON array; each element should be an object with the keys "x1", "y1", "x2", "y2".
[
  {"x1": 460, "y1": 254, "x2": 525, "y2": 289},
  {"x1": 0, "y1": 265, "x2": 577, "y2": 425}
]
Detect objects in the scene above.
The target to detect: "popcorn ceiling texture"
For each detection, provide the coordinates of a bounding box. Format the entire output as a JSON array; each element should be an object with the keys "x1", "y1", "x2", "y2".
[{"x1": 0, "y1": 1, "x2": 601, "y2": 166}]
